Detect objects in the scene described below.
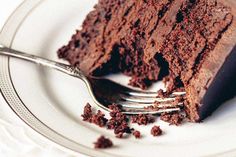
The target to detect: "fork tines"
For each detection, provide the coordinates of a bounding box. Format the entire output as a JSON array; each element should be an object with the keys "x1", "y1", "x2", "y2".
[{"x1": 118, "y1": 90, "x2": 186, "y2": 114}]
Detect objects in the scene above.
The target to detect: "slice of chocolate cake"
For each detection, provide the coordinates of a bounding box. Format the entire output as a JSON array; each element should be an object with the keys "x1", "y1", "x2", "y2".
[{"x1": 58, "y1": 0, "x2": 235, "y2": 122}]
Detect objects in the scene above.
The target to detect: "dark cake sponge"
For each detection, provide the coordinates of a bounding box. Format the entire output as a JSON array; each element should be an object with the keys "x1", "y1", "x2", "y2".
[
  {"x1": 58, "y1": 0, "x2": 175, "y2": 88},
  {"x1": 58, "y1": 0, "x2": 235, "y2": 122}
]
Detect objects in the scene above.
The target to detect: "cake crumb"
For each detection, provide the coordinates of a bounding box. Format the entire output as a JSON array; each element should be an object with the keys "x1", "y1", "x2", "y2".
[
  {"x1": 131, "y1": 114, "x2": 155, "y2": 125},
  {"x1": 91, "y1": 110, "x2": 108, "y2": 127},
  {"x1": 132, "y1": 130, "x2": 141, "y2": 139},
  {"x1": 115, "y1": 132, "x2": 124, "y2": 138},
  {"x1": 107, "y1": 104, "x2": 132, "y2": 138},
  {"x1": 81, "y1": 103, "x2": 93, "y2": 122},
  {"x1": 151, "y1": 126, "x2": 162, "y2": 136},
  {"x1": 81, "y1": 103, "x2": 108, "y2": 127},
  {"x1": 157, "y1": 89, "x2": 168, "y2": 98},
  {"x1": 94, "y1": 136, "x2": 113, "y2": 149},
  {"x1": 160, "y1": 112, "x2": 184, "y2": 126},
  {"x1": 144, "y1": 105, "x2": 157, "y2": 110}
]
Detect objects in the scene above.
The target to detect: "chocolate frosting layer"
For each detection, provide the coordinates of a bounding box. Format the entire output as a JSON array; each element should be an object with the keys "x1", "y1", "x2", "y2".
[{"x1": 200, "y1": 46, "x2": 236, "y2": 120}]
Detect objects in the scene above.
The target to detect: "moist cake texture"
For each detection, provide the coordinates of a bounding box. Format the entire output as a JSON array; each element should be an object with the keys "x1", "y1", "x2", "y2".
[{"x1": 58, "y1": 0, "x2": 235, "y2": 122}]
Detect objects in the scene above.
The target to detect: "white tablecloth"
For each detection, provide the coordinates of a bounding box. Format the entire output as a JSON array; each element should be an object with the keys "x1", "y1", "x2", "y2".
[{"x1": 0, "y1": 1, "x2": 87, "y2": 156}]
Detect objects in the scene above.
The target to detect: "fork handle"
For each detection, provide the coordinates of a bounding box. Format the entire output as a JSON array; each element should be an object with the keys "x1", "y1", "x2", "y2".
[{"x1": 0, "y1": 44, "x2": 86, "y2": 79}]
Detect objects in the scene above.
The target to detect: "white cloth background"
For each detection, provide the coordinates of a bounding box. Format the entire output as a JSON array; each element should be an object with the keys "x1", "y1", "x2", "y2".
[{"x1": 0, "y1": 1, "x2": 87, "y2": 156}]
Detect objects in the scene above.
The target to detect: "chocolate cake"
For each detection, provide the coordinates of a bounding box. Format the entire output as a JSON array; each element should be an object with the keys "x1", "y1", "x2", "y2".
[{"x1": 58, "y1": 0, "x2": 236, "y2": 122}]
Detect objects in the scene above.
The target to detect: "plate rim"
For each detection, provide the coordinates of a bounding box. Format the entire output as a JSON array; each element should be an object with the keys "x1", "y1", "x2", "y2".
[{"x1": 0, "y1": 0, "x2": 235, "y2": 157}]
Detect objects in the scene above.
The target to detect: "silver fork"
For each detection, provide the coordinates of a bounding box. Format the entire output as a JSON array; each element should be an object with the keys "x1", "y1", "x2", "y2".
[{"x1": 0, "y1": 44, "x2": 185, "y2": 115}]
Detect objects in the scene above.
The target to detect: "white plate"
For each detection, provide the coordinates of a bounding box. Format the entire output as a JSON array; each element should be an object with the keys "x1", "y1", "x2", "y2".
[{"x1": 0, "y1": 0, "x2": 236, "y2": 157}]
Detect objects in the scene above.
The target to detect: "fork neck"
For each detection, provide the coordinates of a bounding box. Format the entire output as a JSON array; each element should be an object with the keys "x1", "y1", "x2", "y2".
[{"x1": 0, "y1": 44, "x2": 87, "y2": 81}]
